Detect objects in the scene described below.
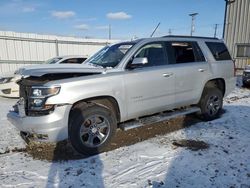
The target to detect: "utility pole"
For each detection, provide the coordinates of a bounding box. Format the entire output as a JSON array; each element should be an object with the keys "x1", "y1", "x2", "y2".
[
  {"x1": 214, "y1": 24, "x2": 219, "y2": 38},
  {"x1": 109, "y1": 24, "x2": 111, "y2": 40},
  {"x1": 189, "y1": 13, "x2": 198, "y2": 36},
  {"x1": 168, "y1": 28, "x2": 172, "y2": 35}
]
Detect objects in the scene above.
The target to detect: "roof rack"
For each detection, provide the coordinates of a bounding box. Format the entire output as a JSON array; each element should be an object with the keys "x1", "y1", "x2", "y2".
[{"x1": 162, "y1": 35, "x2": 219, "y2": 40}]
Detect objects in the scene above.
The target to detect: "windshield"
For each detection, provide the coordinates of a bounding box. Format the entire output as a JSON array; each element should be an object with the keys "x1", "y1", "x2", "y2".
[
  {"x1": 45, "y1": 57, "x2": 62, "y2": 64},
  {"x1": 85, "y1": 42, "x2": 135, "y2": 68}
]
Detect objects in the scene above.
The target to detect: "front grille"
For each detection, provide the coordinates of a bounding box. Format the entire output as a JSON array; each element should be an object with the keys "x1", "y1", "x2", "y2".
[
  {"x1": 19, "y1": 84, "x2": 32, "y2": 99},
  {"x1": 27, "y1": 107, "x2": 55, "y2": 116},
  {"x1": 19, "y1": 84, "x2": 31, "y2": 115}
]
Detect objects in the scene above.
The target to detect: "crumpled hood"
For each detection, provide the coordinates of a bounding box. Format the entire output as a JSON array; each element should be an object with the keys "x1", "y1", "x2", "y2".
[{"x1": 18, "y1": 64, "x2": 105, "y2": 77}]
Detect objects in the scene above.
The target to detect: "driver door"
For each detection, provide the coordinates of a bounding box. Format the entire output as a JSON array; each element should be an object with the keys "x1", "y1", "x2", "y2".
[{"x1": 123, "y1": 42, "x2": 176, "y2": 120}]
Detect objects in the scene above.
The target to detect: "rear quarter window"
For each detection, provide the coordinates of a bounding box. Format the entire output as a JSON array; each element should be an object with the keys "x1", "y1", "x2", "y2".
[{"x1": 206, "y1": 42, "x2": 232, "y2": 61}]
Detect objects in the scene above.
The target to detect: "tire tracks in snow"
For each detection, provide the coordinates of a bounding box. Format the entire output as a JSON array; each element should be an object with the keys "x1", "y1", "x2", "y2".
[{"x1": 110, "y1": 155, "x2": 174, "y2": 187}]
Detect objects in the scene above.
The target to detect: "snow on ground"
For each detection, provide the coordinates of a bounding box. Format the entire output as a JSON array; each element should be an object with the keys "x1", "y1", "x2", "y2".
[
  {"x1": 0, "y1": 87, "x2": 250, "y2": 188},
  {"x1": 0, "y1": 98, "x2": 25, "y2": 153}
]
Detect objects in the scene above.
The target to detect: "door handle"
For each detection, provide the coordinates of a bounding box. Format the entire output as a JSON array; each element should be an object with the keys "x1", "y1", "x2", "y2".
[
  {"x1": 162, "y1": 73, "x2": 173, "y2": 77},
  {"x1": 198, "y1": 68, "x2": 205, "y2": 72}
]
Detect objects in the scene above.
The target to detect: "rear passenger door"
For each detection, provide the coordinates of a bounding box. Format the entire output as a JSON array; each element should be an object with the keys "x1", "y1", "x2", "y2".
[{"x1": 165, "y1": 41, "x2": 210, "y2": 107}]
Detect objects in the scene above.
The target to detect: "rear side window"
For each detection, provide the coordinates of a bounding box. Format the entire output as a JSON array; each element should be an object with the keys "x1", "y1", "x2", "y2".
[
  {"x1": 206, "y1": 42, "x2": 232, "y2": 61},
  {"x1": 166, "y1": 41, "x2": 205, "y2": 64}
]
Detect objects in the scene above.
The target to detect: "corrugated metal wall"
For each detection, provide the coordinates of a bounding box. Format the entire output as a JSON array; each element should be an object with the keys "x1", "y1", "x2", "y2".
[
  {"x1": 0, "y1": 63, "x2": 33, "y2": 75},
  {"x1": 224, "y1": 0, "x2": 250, "y2": 69},
  {"x1": 0, "y1": 31, "x2": 118, "y2": 74}
]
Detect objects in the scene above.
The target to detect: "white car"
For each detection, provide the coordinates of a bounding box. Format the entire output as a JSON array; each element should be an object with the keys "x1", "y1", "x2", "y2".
[
  {"x1": 0, "y1": 55, "x2": 87, "y2": 98},
  {"x1": 44, "y1": 55, "x2": 87, "y2": 64},
  {"x1": 0, "y1": 72, "x2": 20, "y2": 98}
]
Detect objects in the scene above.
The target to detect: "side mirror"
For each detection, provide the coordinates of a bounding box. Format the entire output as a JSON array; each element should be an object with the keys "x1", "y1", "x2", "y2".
[
  {"x1": 132, "y1": 57, "x2": 148, "y2": 65},
  {"x1": 128, "y1": 57, "x2": 148, "y2": 69}
]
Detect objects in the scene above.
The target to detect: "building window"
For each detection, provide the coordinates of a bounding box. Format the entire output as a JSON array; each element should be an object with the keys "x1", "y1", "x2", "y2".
[{"x1": 236, "y1": 44, "x2": 250, "y2": 58}]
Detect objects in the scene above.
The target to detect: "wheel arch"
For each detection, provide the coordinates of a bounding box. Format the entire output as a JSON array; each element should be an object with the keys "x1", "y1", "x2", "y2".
[
  {"x1": 69, "y1": 96, "x2": 121, "y2": 125},
  {"x1": 202, "y1": 78, "x2": 226, "y2": 96}
]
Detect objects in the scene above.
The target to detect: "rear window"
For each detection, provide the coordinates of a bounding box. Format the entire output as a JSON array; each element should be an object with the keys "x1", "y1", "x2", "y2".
[{"x1": 206, "y1": 42, "x2": 232, "y2": 61}]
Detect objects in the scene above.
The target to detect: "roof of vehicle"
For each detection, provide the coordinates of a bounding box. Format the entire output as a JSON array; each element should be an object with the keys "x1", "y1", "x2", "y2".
[
  {"x1": 127, "y1": 35, "x2": 222, "y2": 45},
  {"x1": 162, "y1": 35, "x2": 219, "y2": 40}
]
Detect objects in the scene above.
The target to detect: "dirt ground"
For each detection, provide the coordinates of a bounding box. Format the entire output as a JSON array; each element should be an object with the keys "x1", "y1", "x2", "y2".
[{"x1": 15, "y1": 114, "x2": 206, "y2": 161}]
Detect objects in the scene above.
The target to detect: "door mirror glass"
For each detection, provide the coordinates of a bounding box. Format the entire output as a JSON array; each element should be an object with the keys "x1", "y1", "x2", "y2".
[{"x1": 131, "y1": 57, "x2": 148, "y2": 66}]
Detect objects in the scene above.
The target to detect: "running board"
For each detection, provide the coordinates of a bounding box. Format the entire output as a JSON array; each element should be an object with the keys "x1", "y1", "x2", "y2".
[{"x1": 119, "y1": 106, "x2": 200, "y2": 131}]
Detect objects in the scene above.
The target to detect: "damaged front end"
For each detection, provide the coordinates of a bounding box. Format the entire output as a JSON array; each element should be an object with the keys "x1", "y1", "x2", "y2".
[
  {"x1": 8, "y1": 66, "x2": 103, "y2": 142},
  {"x1": 20, "y1": 131, "x2": 49, "y2": 144},
  {"x1": 17, "y1": 72, "x2": 101, "y2": 116}
]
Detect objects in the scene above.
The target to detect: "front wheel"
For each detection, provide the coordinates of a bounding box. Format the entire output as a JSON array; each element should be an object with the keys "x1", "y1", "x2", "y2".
[
  {"x1": 198, "y1": 87, "x2": 223, "y2": 121},
  {"x1": 69, "y1": 104, "x2": 117, "y2": 155}
]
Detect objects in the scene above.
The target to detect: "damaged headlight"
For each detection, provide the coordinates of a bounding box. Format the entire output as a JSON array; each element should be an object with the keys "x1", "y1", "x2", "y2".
[
  {"x1": 0, "y1": 77, "x2": 13, "y2": 84},
  {"x1": 31, "y1": 86, "x2": 61, "y2": 98},
  {"x1": 29, "y1": 86, "x2": 60, "y2": 110}
]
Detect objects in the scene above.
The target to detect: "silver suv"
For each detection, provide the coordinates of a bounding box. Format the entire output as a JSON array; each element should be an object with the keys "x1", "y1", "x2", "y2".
[{"x1": 8, "y1": 36, "x2": 236, "y2": 155}]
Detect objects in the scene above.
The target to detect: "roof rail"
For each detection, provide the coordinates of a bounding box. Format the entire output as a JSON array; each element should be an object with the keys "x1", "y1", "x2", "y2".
[{"x1": 162, "y1": 35, "x2": 219, "y2": 40}]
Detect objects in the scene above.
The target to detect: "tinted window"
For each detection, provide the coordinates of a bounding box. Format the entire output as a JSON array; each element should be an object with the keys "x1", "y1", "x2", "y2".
[
  {"x1": 45, "y1": 57, "x2": 62, "y2": 64},
  {"x1": 206, "y1": 42, "x2": 232, "y2": 61},
  {"x1": 166, "y1": 42, "x2": 205, "y2": 64},
  {"x1": 61, "y1": 58, "x2": 87, "y2": 64},
  {"x1": 134, "y1": 43, "x2": 167, "y2": 67},
  {"x1": 77, "y1": 58, "x2": 87, "y2": 63}
]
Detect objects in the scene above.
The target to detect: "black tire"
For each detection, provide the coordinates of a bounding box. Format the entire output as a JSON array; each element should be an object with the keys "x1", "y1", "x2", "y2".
[
  {"x1": 69, "y1": 104, "x2": 117, "y2": 155},
  {"x1": 242, "y1": 81, "x2": 249, "y2": 88},
  {"x1": 198, "y1": 87, "x2": 223, "y2": 121}
]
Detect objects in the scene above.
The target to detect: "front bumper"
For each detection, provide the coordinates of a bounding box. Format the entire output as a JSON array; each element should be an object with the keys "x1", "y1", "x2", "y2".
[{"x1": 7, "y1": 104, "x2": 72, "y2": 142}]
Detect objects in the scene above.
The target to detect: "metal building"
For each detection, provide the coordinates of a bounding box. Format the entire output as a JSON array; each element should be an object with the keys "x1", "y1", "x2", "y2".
[
  {"x1": 223, "y1": 0, "x2": 250, "y2": 69},
  {"x1": 0, "y1": 31, "x2": 118, "y2": 74}
]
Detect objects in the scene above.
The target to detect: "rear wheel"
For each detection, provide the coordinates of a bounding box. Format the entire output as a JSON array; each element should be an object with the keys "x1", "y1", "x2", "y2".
[
  {"x1": 199, "y1": 87, "x2": 223, "y2": 121},
  {"x1": 242, "y1": 81, "x2": 249, "y2": 88},
  {"x1": 69, "y1": 104, "x2": 117, "y2": 155}
]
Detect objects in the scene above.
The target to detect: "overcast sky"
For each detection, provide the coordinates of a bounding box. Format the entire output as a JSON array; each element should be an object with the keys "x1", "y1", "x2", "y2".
[{"x1": 0, "y1": 0, "x2": 226, "y2": 39}]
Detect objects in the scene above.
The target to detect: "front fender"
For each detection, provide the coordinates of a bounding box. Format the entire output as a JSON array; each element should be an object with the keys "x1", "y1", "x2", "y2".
[{"x1": 45, "y1": 74, "x2": 127, "y2": 122}]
